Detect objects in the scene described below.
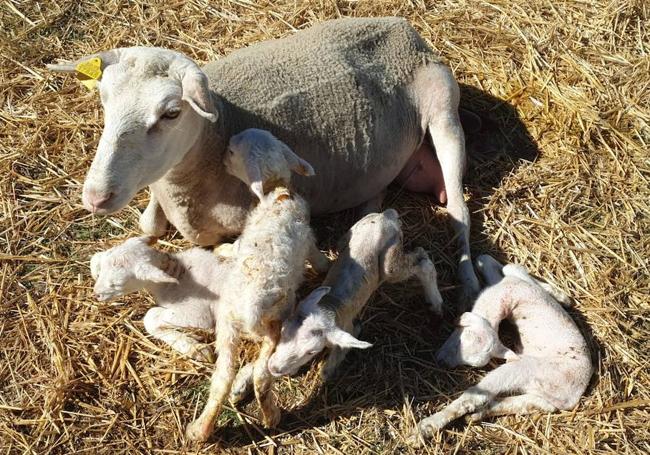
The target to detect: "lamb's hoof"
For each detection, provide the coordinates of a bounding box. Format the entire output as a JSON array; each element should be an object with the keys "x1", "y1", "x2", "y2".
[
  {"x1": 261, "y1": 406, "x2": 281, "y2": 428},
  {"x1": 190, "y1": 344, "x2": 215, "y2": 363},
  {"x1": 467, "y1": 412, "x2": 484, "y2": 422},
  {"x1": 139, "y1": 214, "x2": 167, "y2": 238},
  {"x1": 406, "y1": 429, "x2": 426, "y2": 448},
  {"x1": 185, "y1": 419, "x2": 212, "y2": 442}
]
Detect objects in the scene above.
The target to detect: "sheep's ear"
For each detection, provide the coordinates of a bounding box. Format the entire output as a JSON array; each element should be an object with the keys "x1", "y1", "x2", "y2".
[
  {"x1": 326, "y1": 328, "x2": 373, "y2": 350},
  {"x1": 135, "y1": 263, "x2": 178, "y2": 284},
  {"x1": 181, "y1": 70, "x2": 217, "y2": 123},
  {"x1": 46, "y1": 49, "x2": 122, "y2": 74},
  {"x1": 300, "y1": 286, "x2": 332, "y2": 313},
  {"x1": 244, "y1": 161, "x2": 265, "y2": 201},
  {"x1": 492, "y1": 341, "x2": 519, "y2": 361},
  {"x1": 458, "y1": 312, "x2": 482, "y2": 327},
  {"x1": 279, "y1": 143, "x2": 315, "y2": 177}
]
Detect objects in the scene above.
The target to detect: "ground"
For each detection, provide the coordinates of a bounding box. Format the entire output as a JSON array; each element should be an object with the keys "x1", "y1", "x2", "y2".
[{"x1": 1, "y1": 1, "x2": 648, "y2": 454}]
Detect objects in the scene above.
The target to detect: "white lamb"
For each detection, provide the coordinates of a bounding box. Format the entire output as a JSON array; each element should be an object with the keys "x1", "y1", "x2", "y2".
[
  {"x1": 91, "y1": 236, "x2": 225, "y2": 362},
  {"x1": 410, "y1": 254, "x2": 592, "y2": 446},
  {"x1": 267, "y1": 208, "x2": 444, "y2": 380},
  {"x1": 185, "y1": 184, "x2": 321, "y2": 442}
]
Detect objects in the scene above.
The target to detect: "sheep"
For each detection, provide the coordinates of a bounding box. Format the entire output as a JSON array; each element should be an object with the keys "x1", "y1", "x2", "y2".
[
  {"x1": 47, "y1": 17, "x2": 480, "y2": 306},
  {"x1": 409, "y1": 255, "x2": 592, "y2": 446},
  {"x1": 90, "y1": 236, "x2": 222, "y2": 362},
  {"x1": 185, "y1": 186, "x2": 318, "y2": 442},
  {"x1": 267, "y1": 208, "x2": 444, "y2": 380}
]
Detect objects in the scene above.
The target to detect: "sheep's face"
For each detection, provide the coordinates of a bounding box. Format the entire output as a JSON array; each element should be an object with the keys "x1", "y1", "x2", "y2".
[
  {"x1": 225, "y1": 129, "x2": 315, "y2": 200},
  {"x1": 268, "y1": 287, "x2": 372, "y2": 377},
  {"x1": 436, "y1": 312, "x2": 500, "y2": 368},
  {"x1": 78, "y1": 48, "x2": 217, "y2": 214},
  {"x1": 91, "y1": 236, "x2": 178, "y2": 301}
]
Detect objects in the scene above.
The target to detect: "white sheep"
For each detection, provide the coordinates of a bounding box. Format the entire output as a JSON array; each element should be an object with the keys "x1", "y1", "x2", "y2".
[
  {"x1": 91, "y1": 236, "x2": 222, "y2": 362},
  {"x1": 185, "y1": 186, "x2": 318, "y2": 442},
  {"x1": 47, "y1": 17, "x2": 480, "y2": 305},
  {"x1": 410, "y1": 255, "x2": 592, "y2": 446},
  {"x1": 267, "y1": 208, "x2": 444, "y2": 380}
]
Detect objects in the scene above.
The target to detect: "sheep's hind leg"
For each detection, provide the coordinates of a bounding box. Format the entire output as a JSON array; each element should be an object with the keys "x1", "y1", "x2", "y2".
[
  {"x1": 254, "y1": 321, "x2": 282, "y2": 428},
  {"x1": 468, "y1": 394, "x2": 557, "y2": 421},
  {"x1": 185, "y1": 325, "x2": 240, "y2": 442},
  {"x1": 426, "y1": 74, "x2": 480, "y2": 308},
  {"x1": 229, "y1": 362, "x2": 254, "y2": 404},
  {"x1": 143, "y1": 307, "x2": 214, "y2": 362},
  {"x1": 140, "y1": 191, "x2": 168, "y2": 237}
]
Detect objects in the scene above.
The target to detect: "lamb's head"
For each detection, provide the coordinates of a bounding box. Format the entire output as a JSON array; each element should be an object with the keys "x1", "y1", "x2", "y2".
[
  {"x1": 48, "y1": 48, "x2": 217, "y2": 214},
  {"x1": 268, "y1": 287, "x2": 372, "y2": 377},
  {"x1": 435, "y1": 312, "x2": 518, "y2": 368},
  {"x1": 225, "y1": 129, "x2": 315, "y2": 200},
  {"x1": 91, "y1": 236, "x2": 179, "y2": 301}
]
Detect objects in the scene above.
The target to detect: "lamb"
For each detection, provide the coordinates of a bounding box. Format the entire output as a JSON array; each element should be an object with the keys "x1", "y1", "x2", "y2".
[
  {"x1": 267, "y1": 208, "x2": 444, "y2": 380},
  {"x1": 409, "y1": 255, "x2": 592, "y2": 446},
  {"x1": 185, "y1": 186, "x2": 319, "y2": 442},
  {"x1": 47, "y1": 17, "x2": 480, "y2": 305},
  {"x1": 90, "y1": 236, "x2": 223, "y2": 362}
]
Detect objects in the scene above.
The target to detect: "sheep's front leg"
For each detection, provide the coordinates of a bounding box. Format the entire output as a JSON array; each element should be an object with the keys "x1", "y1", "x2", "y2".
[
  {"x1": 186, "y1": 325, "x2": 239, "y2": 442},
  {"x1": 468, "y1": 394, "x2": 557, "y2": 422},
  {"x1": 140, "y1": 191, "x2": 168, "y2": 237},
  {"x1": 383, "y1": 246, "x2": 444, "y2": 316},
  {"x1": 254, "y1": 321, "x2": 282, "y2": 428},
  {"x1": 229, "y1": 362, "x2": 254, "y2": 404},
  {"x1": 143, "y1": 307, "x2": 214, "y2": 362},
  {"x1": 428, "y1": 113, "x2": 480, "y2": 308},
  {"x1": 408, "y1": 362, "x2": 529, "y2": 446}
]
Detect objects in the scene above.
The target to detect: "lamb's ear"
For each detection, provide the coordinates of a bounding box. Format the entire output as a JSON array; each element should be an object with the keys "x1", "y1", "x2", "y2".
[
  {"x1": 181, "y1": 70, "x2": 217, "y2": 123},
  {"x1": 279, "y1": 143, "x2": 315, "y2": 177},
  {"x1": 135, "y1": 263, "x2": 179, "y2": 284},
  {"x1": 46, "y1": 49, "x2": 122, "y2": 73},
  {"x1": 244, "y1": 161, "x2": 265, "y2": 201},
  {"x1": 299, "y1": 286, "x2": 332, "y2": 313},
  {"x1": 326, "y1": 327, "x2": 373, "y2": 350},
  {"x1": 457, "y1": 312, "x2": 482, "y2": 327},
  {"x1": 492, "y1": 341, "x2": 519, "y2": 361}
]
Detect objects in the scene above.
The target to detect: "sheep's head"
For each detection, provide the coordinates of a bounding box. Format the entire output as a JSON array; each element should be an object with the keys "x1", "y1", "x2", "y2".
[
  {"x1": 268, "y1": 287, "x2": 372, "y2": 377},
  {"x1": 435, "y1": 312, "x2": 518, "y2": 368},
  {"x1": 225, "y1": 129, "x2": 315, "y2": 200},
  {"x1": 91, "y1": 236, "x2": 179, "y2": 301},
  {"x1": 48, "y1": 47, "x2": 217, "y2": 214}
]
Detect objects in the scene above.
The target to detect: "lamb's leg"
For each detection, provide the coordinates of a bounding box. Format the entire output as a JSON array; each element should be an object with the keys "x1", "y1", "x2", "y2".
[
  {"x1": 139, "y1": 191, "x2": 168, "y2": 237},
  {"x1": 408, "y1": 361, "x2": 531, "y2": 446},
  {"x1": 357, "y1": 190, "x2": 385, "y2": 216},
  {"x1": 253, "y1": 321, "x2": 282, "y2": 428},
  {"x1": 468, "y1": 394, "x2": 557, "y2": 421},
  {"x1": 143, "y1": 307, "x2": 214, "y2": 362},
  {"x1": 428, "y1": 106, "x2": 480, "y2": 308},
  {"x1": 383, "y1": 245, "x2": 444, "y2": 316},
  {"x1": 229, "y1": 362, "x2": 254, "y2": 404},
  {"x1": 308, "y1": 241, "x2": 330, "y2": 274},
  {"x1": 185, "y1": 325, "x2": 239, "y2": 442},
  {"x1": 475, "y1": 254, "x2": 505, "y2": 285}
]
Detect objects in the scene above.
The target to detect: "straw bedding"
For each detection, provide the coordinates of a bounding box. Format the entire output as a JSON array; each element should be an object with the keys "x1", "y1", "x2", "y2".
[{"x1": 1, "y1": 0, "x2": 648, "y2": 453}]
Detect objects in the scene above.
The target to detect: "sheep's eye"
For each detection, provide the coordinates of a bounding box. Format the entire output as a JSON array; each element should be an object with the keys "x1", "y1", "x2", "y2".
[{"x1": 161, "y1": 109, "x2": 181, "y2": 120}]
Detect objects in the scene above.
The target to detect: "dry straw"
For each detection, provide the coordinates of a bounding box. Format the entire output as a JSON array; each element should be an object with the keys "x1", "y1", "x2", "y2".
[{"x1": 1, "y1": 0, "x2": 648, "y2": 453}]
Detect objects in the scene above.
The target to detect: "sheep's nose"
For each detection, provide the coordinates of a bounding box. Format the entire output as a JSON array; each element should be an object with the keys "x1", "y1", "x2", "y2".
[{"x1": 85, "y1": 189, "x2": 114, "y2": 213}]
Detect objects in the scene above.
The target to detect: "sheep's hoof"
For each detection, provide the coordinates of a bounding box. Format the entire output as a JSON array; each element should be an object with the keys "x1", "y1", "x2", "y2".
[
  {"x1": 405, "y1": 429, "x2": 426, "y2": 448},
  {"x1": 261, "y1": 406, "x2": 281, "y2": 428},
  {"x1": 185, "y1": 419, "x2": 212, "y2": 442}
]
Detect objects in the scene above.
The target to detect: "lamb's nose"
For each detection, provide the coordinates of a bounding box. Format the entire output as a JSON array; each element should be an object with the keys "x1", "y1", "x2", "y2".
[{"x1": 85, "y1": 190, "x2": 114, "y2": 213}]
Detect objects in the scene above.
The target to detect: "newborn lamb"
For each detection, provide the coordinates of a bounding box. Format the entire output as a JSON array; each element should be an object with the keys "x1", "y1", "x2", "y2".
[
  {"x1": 185, "y1": 186, "x2": 320, "y2": 441},
  {"x1": 267, "y1": 208, "x2": 444, "y2": 380},
  {"x1": 410, "y1": 254, "x2": 592, "y2": 445},
  {"x1": 91, "y1": 236, "x2": 225, "y2": 362}
]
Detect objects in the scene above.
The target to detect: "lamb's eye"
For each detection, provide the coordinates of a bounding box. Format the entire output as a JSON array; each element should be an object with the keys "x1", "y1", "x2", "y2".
[{"x1": 161, "y1": 109, "x2": 180, "y2": 120}]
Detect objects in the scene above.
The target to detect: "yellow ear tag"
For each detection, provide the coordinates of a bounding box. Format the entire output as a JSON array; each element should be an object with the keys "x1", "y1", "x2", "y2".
[{"x1": 75, "y1": 57, "x2": 102, "y2": 90}]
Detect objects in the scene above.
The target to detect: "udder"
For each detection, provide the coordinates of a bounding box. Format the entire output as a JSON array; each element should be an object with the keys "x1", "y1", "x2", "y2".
[{"x1": 394, "y1": 140, "x2": 467, "y2": 205}]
